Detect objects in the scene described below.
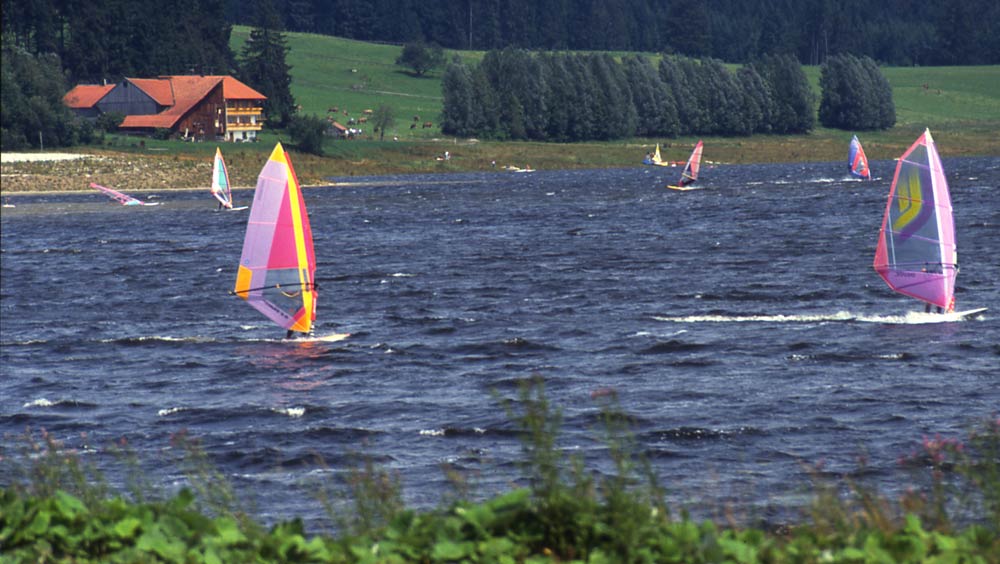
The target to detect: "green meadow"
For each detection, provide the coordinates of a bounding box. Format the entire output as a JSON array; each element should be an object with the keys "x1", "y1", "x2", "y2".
[{"x1": 223, "y1": 26, "x2": 1000, "y2": 179}]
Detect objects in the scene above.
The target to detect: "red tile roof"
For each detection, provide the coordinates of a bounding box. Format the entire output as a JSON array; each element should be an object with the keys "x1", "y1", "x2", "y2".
[
  {"x1": 62, "y1": 84, "x2": 115, "y2": 108},
  {"x1": 127, "y1": 78, "x2": 176, "y2": 106},
  {"x1": 217, "y1": 76, "x2": 267, "y2": 100},
  {"x1": 121, "y1": 76, "x2": 223, "y2": 129}
]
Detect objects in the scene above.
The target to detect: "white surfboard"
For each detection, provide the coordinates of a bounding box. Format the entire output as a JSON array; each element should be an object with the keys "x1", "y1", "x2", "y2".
[
  {"x1": 303, "y1": 332, "x2": 350, "y2": 343},
  {"x1": 667, "y1": 184, "x2": 703, "y2": 191},
  {"x1": 903, "y1": 308, "x2": 987, "y2": 324}
]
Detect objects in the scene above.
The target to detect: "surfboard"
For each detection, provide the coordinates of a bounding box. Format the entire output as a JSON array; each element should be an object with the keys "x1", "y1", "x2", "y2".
[
  {"x1": 228, "y1": 206, "x2": 249, "y2": 211},
  {"x1": 900, "y1": 308, "x2": 988, "y2": 324},
  {"x1": 943, "y1": 307, "x2": 987, "y2": 320},
  {"x1": 667, "y1": 185, "x2": 704, "y2": 191},
  {"x1": 308, "y1": 332, "x2": 350, "y2": 343}
]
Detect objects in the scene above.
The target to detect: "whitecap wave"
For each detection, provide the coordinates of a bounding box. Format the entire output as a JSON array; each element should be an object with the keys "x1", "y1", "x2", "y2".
[
  {"x1": 653, "y1": 311, "x2": 856, "y2": 323},
  {"x1": 419, "y1": 429, "x2": 445, "y2": 436},
  {"x1": 272, "y1": 407, "x2": 305, "y2": 418},
  {"x1": 654, "y1": 310, "x2": 984, "y2": 325},
  {"x1": 23, "y1": 398, "x2": 55, "y2": 408},
  {"x1": 157, "y1": 407, "x2": 185, "y2": 416}
]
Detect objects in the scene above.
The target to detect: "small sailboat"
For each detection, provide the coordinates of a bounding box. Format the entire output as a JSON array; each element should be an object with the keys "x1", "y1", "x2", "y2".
[
  {"x1": 643, "y1": 144, "x2": 666, "y2": 166},
  {"x1": 848, "y1": 135, "x2": 872, "y2": 180},
  {"x1": 90, "y1": 183, "x2": 160, "y2": 206},
  {"x1": 232, "y1": 143, "x2": 348, "y2": 341},
  {"x1": 667, "y1": 140, "x2": 704, "y2": 191},
  {"x1": 873, "y1": 129, "x2": 985, "y2": 320}
]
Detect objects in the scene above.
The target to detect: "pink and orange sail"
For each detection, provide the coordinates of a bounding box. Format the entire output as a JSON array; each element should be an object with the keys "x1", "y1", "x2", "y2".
[
  {"x1": 873, "y1": 129, "x2": 956, "y2": 311},
  {"x1": 849, "y1": 135, "x2": 871, "y2": 180},
  {"x1": 233, "y1": 143, "x2": 317, "y2": 334}
]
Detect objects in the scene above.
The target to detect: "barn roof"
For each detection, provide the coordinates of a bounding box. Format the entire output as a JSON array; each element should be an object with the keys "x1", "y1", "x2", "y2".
[
  {"x1": 127, "y1": 78, "x2": 176, "y2": 106},
  {"x1": 121, "y1": 76, "x2": 223, "y2": 129},
  {"x1": 62, "y1": 84, "x2": 115, "y2": 109}
]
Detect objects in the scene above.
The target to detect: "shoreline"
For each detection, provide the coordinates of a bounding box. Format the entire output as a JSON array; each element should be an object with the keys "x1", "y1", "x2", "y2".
[{"x1": 4, "y1": 130, "x2": 999, "y2": 196}]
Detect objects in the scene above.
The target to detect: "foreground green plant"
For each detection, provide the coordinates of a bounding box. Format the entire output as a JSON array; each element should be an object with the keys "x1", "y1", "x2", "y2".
[{"x1": 2, "y1": 396, "x2": 998, "y2": 562}]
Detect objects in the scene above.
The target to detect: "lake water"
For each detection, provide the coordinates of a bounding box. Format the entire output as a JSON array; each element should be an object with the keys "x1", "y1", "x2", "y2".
[{"x1": 2, "y1": 158, "x2": 998, "y2": 531}]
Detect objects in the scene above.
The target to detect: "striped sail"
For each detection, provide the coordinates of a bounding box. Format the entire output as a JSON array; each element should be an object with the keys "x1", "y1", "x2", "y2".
[
  {"x1": 233, "y1": 143, "x2": 317, "y2": 333},
  {"x1": 873, "y1": 129, "x2": 957, "y2": 310},
  {"x1": 849, "y1": 135, "x2": 871, "y2": 180},
  {"x1": 679, "y1": 140, "x2": 703, "y2": 184},
  {"x1": 211, "y1": 148, "x2": 233, "y2": 208}
]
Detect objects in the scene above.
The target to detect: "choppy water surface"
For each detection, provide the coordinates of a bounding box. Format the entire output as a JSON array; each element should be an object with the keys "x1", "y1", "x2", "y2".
[{"x1": 2, "y1": 158, "x2": 998, "y2": 529}]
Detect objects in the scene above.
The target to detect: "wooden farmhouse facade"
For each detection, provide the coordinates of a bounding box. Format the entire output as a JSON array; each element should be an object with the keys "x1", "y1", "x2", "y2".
[{"x1": 63, "y1": 76, "x2": 266, "y2": 142}]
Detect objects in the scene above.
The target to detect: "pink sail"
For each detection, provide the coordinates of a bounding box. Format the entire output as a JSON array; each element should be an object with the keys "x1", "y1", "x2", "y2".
[
  {"x1": 233, "y1": 143, "x2": 317, "y2": 333},
  {"x1": 90, "y1": 183, "x2": 155, "y2": 206},
  {"x1": 873, "y1": 129, "x2": 957, "y2": 311},
  {"x1": 680, "y1": 140, "x2": 703, "y2": 185}
]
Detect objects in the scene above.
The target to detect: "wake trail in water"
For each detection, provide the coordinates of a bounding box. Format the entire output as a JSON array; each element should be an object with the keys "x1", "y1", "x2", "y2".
[{"x1": 653, "y1": 310, "x2": 986, "y2": 325}]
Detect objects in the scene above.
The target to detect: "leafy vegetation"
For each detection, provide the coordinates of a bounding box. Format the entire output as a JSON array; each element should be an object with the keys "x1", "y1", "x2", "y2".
[
  {"x1": 442, "y1": 50, "x2": 817, "y2": 142},
  {"x1": 3, "y1": 381, "x2": 999, "y2": 562},
  {"x1": 819, "y1": 53, "x2": 896, "y2": 130},
  {"x1": 288, "y1": 114, "x2": 328, "y2": 155},
  {"x1": 0, "y1": 42, "x2": 95, "y2": 150},
  {"x1": 395, "y1": 42, "x2": 445, "y2": 77}
]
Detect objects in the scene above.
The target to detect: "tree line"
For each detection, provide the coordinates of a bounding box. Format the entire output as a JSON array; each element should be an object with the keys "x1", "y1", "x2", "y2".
[
  {"x1": 441, "y1": 50, "x2": 822, "y2": 142},
  {"x1": 1, "y1": 0, "x2": 235, "y2": 83},
  {"x1": 228, "y1": 0, "x2": 1000, "y2": 66}
]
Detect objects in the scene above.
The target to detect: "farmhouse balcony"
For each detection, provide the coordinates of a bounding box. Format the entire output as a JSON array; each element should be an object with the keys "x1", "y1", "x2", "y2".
[{"x1": 226, "y1": 106, "x2": 264, "y2": 115}]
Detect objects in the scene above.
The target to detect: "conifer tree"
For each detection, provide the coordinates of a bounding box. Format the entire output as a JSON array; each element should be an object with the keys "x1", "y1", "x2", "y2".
[
  {"x1": 755, "y1": 53, "x2": 815, "y2": 134},
  {"x1": 819, "y1": 53, "x2": 894, "y2": 130},
  {"x1": 239, "y1": 0, "x2": 295, "y2": 128},
  {"x1": 441, "y1": 58, "x2": 474, "y2": 136},
  {"x1": 539, "y1": 54, "x2": 573, "y2": 141}
]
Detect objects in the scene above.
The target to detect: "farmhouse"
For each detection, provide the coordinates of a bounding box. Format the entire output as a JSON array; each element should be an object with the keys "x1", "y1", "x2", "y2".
[{"x1": 63, "y1": 76, "x2": 267, "y2": 142}]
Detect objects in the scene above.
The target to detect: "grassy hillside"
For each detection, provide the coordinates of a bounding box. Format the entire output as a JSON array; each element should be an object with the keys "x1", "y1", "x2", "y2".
[
  {"x1": 229, "y1": 27, "x2": 482, "y2": 139},
  {"x1": 230, "y1": 26, "x2": 1000, "y2": 141}
]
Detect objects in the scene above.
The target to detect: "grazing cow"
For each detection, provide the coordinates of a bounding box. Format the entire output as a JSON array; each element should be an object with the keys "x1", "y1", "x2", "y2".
[
  {"x1": 358, "y1": 117, "x2": 367, "y2": 123},
  {"x1": 328, "y1": 106, "x2": 338, "y2": 113},
  {"x1": 422, "y1": 121, "x2": 432, "y2": 128},
  {"x1": 363, "y1": 109, "x2": 373, "y2": 115},
  {"x1": 413, "y1": 116, "x2": 420, "y2": 121},
  {"x1": 410, "y1": 123, "x2": 416, "y2": 129}
]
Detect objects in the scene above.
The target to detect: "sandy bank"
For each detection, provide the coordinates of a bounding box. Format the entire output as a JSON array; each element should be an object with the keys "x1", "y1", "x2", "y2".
[{"x1": 1, "y1": 152, "x2": 96, "y2": 163}]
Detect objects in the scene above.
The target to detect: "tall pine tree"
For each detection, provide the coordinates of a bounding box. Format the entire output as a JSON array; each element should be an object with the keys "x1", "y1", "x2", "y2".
[{"x1": 240, "y1": 0, "x2": 295, "y2": 128}]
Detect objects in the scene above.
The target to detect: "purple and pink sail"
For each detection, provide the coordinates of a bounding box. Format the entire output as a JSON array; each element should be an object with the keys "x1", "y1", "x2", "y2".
[{"x1": 873, "y1": 129, "x2": 957, "y2": 311}]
